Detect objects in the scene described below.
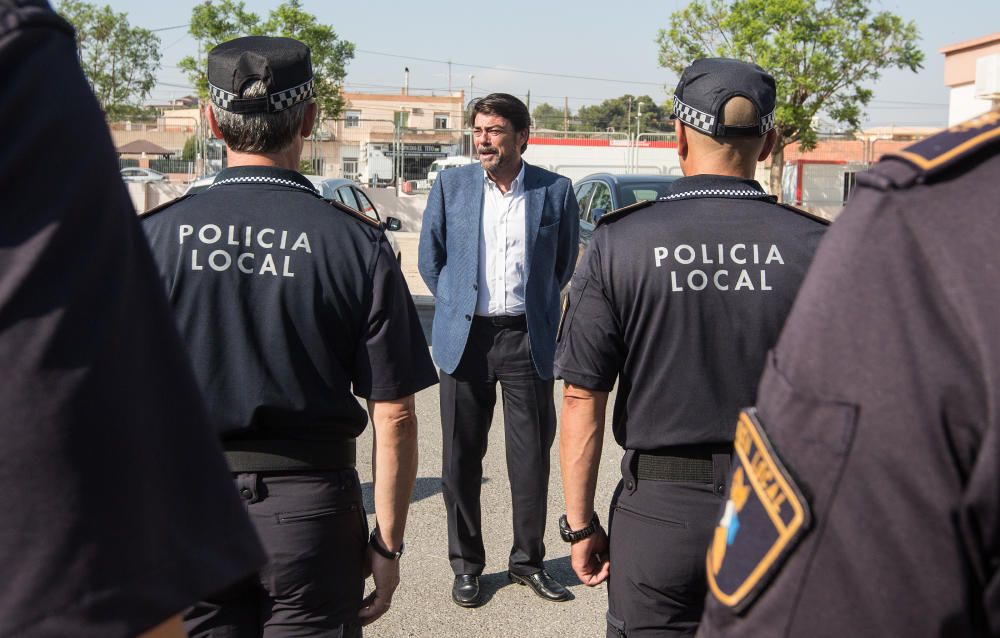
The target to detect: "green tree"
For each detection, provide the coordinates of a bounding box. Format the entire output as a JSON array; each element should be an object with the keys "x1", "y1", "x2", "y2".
[
  {"x1": 57, "y1": 0, "x2": 161, "y2": 118},
  {"x1": 532, "y1": 103, "x2": 566, "y2": 130},
  {"x1": 656, "y1": 0, "x2": 923, "y2": 197},
  {"x1": 180, "y1": 0, "x2": 355, "y2": 120},
  {"x1": 181, "y1": 135, "x2": 197, "y2": 161},
  {"x1": 577, "y1": 95, "x2": 672, "y2": 134}
]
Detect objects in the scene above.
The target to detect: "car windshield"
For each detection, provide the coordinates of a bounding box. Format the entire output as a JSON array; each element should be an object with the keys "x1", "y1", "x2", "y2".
[{"x1": 618, "y1": 181, "x2": 675, "y2": 206}]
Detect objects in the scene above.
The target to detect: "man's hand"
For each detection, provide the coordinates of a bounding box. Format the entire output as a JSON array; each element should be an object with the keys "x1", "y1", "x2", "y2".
[
  {"x1": 570, "y1": 528, "x2": 610, "y2": 586},
  {"x1": 358, "y1": 546, "x2": 401, "y2": 626}
]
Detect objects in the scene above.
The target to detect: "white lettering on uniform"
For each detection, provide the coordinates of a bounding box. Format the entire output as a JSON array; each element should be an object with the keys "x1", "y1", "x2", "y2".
[
  {"x1": 258, "y1": 228, "x2": 275, "y2": 249},
  {"x1": 731, "y1": 244, "x2": 746, "y2": 264},
  {"x1": 227, "y1": 226, "x2": 239, "y2": 246},
  {"x1": 282, "y1": 255, "x2": 295, "y2": 277},
  {"x1": 208, "y1": 250, "x2": 231, "y2": 271},
  {"x1": 688, "y1": 270, "x2": 708, "y2": 290},
  {"x1": 671, "y1": 271, "x2": 683, "y2": 292},
  {"x1": 291, "y1": 232, "x2": 312, "y2": 253},
  {"x1": 178, "y1": 224, "x2": 193, "y2": 244},
  {"x1": 700, "y1": 244, "x2": 714, "y2": 264},
  {"x1": 654, "y1": 247, "x2": 669, "y2": 268},
  {"x1": 191, "y1": 249, "x2": 203, "y2": 270},
  {"x1": 766, "y1": 245, "x2": 784, "y2": 265},
  {"x1": 199, "y1": 224, "x2": 221, "y2": 244},
  {"x1": 735, "y1": 270, "x2": 754, "y2": 290},
  {"x1": 260, "y1": 253, "x2": 278, "y2": 276},
  {"x1": 714, "y1": 270, "x2": 729, "y2": 290},
  {"x1": 675, "y1": 245, "x2": 695, "y2": 265},
  {"x1": 238, "y1": 253, "x2": 255, "y2": 274}
]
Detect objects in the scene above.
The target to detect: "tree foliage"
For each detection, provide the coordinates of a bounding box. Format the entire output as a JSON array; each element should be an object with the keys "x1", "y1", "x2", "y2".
[
  {"x1": 532, "y1": 103, "x2": 566, "y2": 130},
  {"x1": 656, "y1": 0, "x2": 923, "y2": 195},
  {"x1": 180, "y1": 0, "x2": 355, "y2": 120},
  {"x1": 58, "y1": 0, "x2": 161, "y2": 118},
  {"x1": 577, "y1": 95, "x2": 671, "y2": 133}
]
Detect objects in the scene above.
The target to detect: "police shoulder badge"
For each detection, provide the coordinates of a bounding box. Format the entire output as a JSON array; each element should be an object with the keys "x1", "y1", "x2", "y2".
[
  {"x1": 886, "y1": 109, "x2": 1000, "y2": 178},
  {"x1": 595, "y1": 199, "x2": 652, "y2": 227},
  {"x1": 328, "y1": 198, "x2": 382, "y2": 229},
  {"x1": 706, "y1": 408, "x2": 811, "y2": 613}
]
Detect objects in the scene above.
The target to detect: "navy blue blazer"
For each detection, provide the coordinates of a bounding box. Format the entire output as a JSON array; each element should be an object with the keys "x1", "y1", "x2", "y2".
[{"x1": 418, "y1": 162, "x2": 580, "y2": 379}]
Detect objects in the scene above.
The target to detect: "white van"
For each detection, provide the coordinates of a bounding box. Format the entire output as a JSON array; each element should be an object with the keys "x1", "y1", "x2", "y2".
[{"x1": 427, "y1": 156, "x2": 477, "y2": 185}]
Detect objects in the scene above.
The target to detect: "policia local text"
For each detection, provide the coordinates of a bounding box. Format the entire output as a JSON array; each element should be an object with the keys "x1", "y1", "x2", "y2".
[
  {"x1": 653, "y1": 243, "x2": 785, "y2": 292},
  {"x1": 179, "y1": 224, "x2": 312, "y2": 278}
]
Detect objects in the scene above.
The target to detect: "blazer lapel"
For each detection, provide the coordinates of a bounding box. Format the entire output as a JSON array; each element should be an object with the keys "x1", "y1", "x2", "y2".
[{"x1": 523, "y1": 163, "x2": 544, "y2": 279}]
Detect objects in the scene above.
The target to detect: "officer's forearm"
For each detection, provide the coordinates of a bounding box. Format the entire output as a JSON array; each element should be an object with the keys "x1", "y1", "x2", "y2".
[
  {"x1": 368, "y1": 396, "x2": 419, "y2": 552},
  {"x1": 560, "y1": 384, "x2": 609, "y2": 530}
]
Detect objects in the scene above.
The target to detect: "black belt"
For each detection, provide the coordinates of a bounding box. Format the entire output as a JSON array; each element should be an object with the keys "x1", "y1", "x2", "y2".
[
  {"x1": 474, "y1": 314, "x2": 527, "y2": 328},
  {"x1": 634, "y1": 444, "x2": 731, "y2": 483},
  {"x1": 223, "y1": 438, "x2": 356, "y2": 472}
]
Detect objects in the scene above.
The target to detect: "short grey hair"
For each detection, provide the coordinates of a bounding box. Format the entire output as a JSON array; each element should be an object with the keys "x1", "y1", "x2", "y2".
[{"x1": 211, "y1": 80, "x2": 311, "y2": 153}]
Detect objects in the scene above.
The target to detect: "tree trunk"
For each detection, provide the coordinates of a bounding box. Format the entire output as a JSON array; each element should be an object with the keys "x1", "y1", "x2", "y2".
[{"x1": 769, "y1": 144, "x2": 785, "y2": 203}]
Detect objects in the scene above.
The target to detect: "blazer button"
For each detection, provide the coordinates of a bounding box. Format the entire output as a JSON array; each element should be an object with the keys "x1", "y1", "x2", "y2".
[
  {"x1": 473, "y1": 284, "x2": 478, "y2": 290},
  {"x1": 465, "y1": 315, "x2": 471, "y2": 321}
]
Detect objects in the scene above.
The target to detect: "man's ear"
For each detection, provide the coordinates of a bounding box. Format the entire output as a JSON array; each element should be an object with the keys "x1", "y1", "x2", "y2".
[
  {"x1": 301, "y1": 102, "x2": 318, "y2": 138},
  {"x1": 675, "y1": 119, "x2": 688, "y2": 160},
  {"x1": 758, "y1": 129, "x2": 777, "y2": 162},
  {"x1": 206, "y1": 104, "x2": 224, "y2": 139}
]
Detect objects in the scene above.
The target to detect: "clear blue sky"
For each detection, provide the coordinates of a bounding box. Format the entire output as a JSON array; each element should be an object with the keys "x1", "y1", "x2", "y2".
[{"x1": 97, "y1": 0, "x2": 1000, "y2": 128}]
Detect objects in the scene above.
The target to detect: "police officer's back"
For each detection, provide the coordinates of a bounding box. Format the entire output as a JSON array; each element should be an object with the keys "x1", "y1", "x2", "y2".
[
  {"x1": 556, "y1": 58, "x2": 828, "y2": 637},
  {"x1": 141, "y1": 36, "x2": 437, "y2": 637},
  {"x1": 697, "y1": 110, "x2": 1000, "y2": 638}
]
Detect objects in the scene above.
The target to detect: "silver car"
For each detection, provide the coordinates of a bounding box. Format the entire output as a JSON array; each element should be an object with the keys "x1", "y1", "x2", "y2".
[{"x1": 120, "y1": 167, "x2": 167, "y2": 182}]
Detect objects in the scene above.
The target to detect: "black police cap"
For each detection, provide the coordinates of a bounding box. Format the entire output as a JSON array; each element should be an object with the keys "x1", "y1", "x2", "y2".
[
  {"x1": 671, "y1": 58, "x2": 776, "y2": 137},
  {"x1": 208, "y1": 36, "x2": 314, "y2": 114}
]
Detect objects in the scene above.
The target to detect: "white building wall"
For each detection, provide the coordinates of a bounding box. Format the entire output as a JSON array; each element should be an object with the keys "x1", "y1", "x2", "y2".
[{"x1": 948, "y1": 83, "x2": 995, "y2": 126}]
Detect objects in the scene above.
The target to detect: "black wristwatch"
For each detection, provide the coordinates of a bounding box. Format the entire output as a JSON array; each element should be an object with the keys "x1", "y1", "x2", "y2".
[
  {"x1": 559, "y1": 512, "x2": 601, "y2": 543},
  {"x1": 369, "y1": 528, "x2": 404, "y2": 560}
]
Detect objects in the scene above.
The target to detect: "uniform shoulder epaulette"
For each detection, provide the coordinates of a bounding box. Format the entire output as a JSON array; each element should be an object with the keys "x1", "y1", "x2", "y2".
[
  {"x1": 595, "y1": 199, "x2": 653, "y2": 227},
  {"x1": 775, "y1": 202, "x2": 831, "y2": 226},
  {"x1": 877, "y1": 109, "x2": 1000, "y2": 186},
  {"x1": 327, "y1": 198, "x2": 383, "y2": 229},
  {"x1": 137, "y1": 193, "x2": 193, "y2": 219}
]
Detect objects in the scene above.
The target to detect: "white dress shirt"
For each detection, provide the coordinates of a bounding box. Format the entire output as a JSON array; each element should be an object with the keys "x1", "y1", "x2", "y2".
[{"x1": 476, "y1": 163, "x2": 527, "y2": 316}]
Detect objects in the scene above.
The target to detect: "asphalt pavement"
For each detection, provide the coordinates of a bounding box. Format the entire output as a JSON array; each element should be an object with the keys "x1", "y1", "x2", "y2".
[{"x1": 356, "y1": 232, "x2": 624, "y2": 637}]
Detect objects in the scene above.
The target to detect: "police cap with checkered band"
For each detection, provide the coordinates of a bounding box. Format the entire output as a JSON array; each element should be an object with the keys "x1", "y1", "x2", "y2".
[
  {"x1": 208, "y1": 36, "x2": 314, "y2": 114},
  {"x1": 671, "y1": 58, "x2": 776, "y2": 137}
]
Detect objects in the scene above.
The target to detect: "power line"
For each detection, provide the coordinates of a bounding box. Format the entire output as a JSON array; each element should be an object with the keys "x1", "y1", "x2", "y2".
[
  {"x1": 355, "y1": 48, "x2": 665, "y2": 87},
  {"x1": 150, "y1": 23, "x2": 189, "y2": 32}
]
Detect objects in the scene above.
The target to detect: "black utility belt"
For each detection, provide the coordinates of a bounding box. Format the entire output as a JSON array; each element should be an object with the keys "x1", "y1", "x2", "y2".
[
  {"x1": 223, "y1": 438, "x2": 356, "y2": 473},
  {"x1": 473, "y1": 314, "x2": 526, "y2": 328},
  {"x1": 634, "y1": 444, "x2": 731, "y2": 483}
]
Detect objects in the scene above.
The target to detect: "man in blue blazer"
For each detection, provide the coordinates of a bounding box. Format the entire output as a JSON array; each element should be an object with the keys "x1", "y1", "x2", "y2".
[{"x1": 419, "y1": 93, "x2": 580, "y2": 608}]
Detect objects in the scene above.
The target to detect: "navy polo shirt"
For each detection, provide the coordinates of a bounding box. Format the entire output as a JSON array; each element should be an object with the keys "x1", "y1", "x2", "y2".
[
  {"x1": 141, "y1": 166, "x2": 437, "y2": 440},
  {"x1": 0, "y1": 4, "x2": 265, "y2": 635},
  {"x1": 555, "y1": 174, "x2": 827, "y2": 450}
]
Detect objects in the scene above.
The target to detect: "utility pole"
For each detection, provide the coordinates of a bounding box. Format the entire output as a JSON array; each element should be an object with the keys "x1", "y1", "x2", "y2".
[
  {"x1": 636, "y1": 100, "x2": 644, "y2": 137},
  {"x1": 526, "y1": 90, "x2": 530, "y2": 119},
  {"x1": 448, "y1": 60, "x2": 452, "y2": 94},
  {"x1": 563, "y1": 96, "x2": 569, "y2": 136}
]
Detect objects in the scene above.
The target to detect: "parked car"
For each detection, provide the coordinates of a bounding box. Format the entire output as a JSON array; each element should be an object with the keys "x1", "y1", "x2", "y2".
[
  {"x1": 317, "y1": 177, "x2": 403, "y2": 264},
  {"x1": 573, "y1": 173, "x2": 680, "y2": 250},
  {"x1": 427, "y1": 156, "x2": 476, "y2": 186},
  {"x1": 120, "y1": 167, "x2": 167, "y2": 182}
]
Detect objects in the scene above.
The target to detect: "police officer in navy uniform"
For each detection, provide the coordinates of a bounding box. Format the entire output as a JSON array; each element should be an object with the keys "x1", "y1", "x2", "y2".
[
  {"x1": 555, "y1": 58, "x2": 828, "y2": 637},
  {"x1": 696, "y1": 110, "x2": 1000, "y2": 637},
  {"x1": 142, "y1": 36, "x2": 438, "y2": 637},
  {"x1": 1, "y1": 3, "x2": 265, "y2": 637}
]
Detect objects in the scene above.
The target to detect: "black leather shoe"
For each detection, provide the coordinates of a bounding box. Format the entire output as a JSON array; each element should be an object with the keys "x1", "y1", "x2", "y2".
[
  {"x1": 507, "y1": 570, "x2": 570, "y2": 602},
  {"x1": 452, "y1": 574, "x2": 482, "y2": 608}
]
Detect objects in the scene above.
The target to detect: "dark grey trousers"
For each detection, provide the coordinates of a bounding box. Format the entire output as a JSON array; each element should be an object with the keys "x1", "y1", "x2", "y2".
[
  {"x1": 606, "y1": 450, "x2": 730, "y2": 637},
  {"x1": 440, "y1": 317, "x2": 557, "y2": 576},
  {"x1": 185, "y1": 469, "x2": 367, "y2": 638}
]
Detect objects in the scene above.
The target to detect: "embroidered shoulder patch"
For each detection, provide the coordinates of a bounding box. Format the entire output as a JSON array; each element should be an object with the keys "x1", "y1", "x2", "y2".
[
  {"x1": 595, "y1": 199, "x2": 652, "y2": 227},
  {"x1": 706, "y1": 408, "x2": 811, "y2": 613},
  {"x1": 887, "y1": 109, "x2": 1000, "y2": 177},
  {"x1": 328, "y1": 198, "x2": 382, "y2": 229},
  {"x1": 137, "y1": 194, "x2": 193, "y2": 219}
]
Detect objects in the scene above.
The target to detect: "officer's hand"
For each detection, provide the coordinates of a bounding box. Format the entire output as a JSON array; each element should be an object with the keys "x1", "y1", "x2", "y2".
[
  {"x1": 570, "y1": 527, "x2": 610, "y2": 586},
  {"x1": 359, "y1": 546, "x2": 400, "y2": 626}
]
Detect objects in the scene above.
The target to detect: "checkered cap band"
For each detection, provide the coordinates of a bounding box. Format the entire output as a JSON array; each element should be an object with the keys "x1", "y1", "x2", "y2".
[
  {"x1": 209, "y1": 79, "x2": 314, "y2": 113},
  {"x1": 209, "y1": 83, "x2": 238, "y2": 111},
  {"x1": 673, "y1": 97, "x2": 716, "y2": 135},
  {"x1": 760, "y1": 110, "x2": 775, "y2": 135},
  {"x1": 270, "y1": 79, "x2": 314, "y2": 112}
]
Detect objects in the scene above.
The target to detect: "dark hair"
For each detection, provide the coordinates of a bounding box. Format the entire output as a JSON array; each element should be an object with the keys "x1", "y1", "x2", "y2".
[{"x1": 469, "y1": 93, "x2": 530, "y2": 153}]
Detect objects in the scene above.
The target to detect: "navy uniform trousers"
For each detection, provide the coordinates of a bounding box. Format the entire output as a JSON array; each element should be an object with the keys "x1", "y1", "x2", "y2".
[
  {"x1": 184, "y1": 469, "x2": 367, "y2": 638},
  {"x1": 606, "y1": 450, "x2": 730, "y2": 637},
  {"x1": 440, "y1": 315, "x2": 557, "y2": 576}
]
